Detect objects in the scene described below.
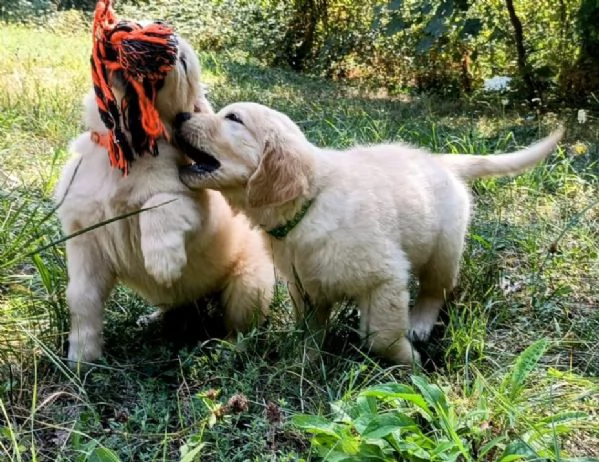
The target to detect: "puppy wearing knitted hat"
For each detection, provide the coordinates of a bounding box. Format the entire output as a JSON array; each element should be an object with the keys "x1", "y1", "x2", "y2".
[{"x1": 54, "y1": 0, "x2": 274, "y2": 366}]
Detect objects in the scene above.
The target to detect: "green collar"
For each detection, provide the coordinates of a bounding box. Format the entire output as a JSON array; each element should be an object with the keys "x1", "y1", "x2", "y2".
[{"x1": 265, "y1": 199, "x2": 314, "y2": 240}]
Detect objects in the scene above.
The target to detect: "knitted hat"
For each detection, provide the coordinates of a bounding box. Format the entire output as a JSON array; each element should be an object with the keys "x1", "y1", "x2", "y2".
[{"x1": 91, "y1": 0, "x2": 179, "y2": 174}]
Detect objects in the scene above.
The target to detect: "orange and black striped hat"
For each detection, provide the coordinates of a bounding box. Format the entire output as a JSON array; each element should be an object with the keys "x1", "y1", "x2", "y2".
[{"x1": 91, "y1": 0, "x2": 178, "y2": 175}]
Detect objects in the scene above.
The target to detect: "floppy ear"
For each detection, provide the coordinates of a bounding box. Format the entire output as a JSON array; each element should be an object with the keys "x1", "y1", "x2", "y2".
[{"x1": 247, "y1": 135, "x2": 313, "y2": 208}]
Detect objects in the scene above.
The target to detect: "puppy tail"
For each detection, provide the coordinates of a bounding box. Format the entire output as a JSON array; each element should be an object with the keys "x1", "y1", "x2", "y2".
[{"x1": 436, "y1": 126, "x2": 564, "y2": 180}]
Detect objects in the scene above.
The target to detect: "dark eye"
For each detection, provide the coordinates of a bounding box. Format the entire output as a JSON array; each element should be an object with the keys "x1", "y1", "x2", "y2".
[
  {"x1": 180, "y1": 57, "x2": 188, "y2": 73},
  {"x1": 225, "y1": 113, "x2": 243, "y2": 124}
]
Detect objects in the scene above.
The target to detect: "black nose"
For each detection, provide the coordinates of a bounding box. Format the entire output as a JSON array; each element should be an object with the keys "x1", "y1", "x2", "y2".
[{"x1": 174, "y1": 112, "x2": 192, "y2": 129}]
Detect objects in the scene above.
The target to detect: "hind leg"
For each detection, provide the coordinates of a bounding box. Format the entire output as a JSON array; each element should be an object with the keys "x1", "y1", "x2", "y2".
[
  {"x1": 220, "y1": 257, "x2": 275, "y2": 335},
  {"x1": 65, "y1": 237, "x2": 115, "y2": 366},
  {"x1": 358, "y1": 276, "x2": 420, "y2": 365},
  {"x1": 409, "y1": 239, "x2": 462, "y2": 342}
]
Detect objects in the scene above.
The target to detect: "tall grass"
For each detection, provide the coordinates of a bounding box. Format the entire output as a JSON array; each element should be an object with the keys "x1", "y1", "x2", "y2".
[{"x1": 0, "y1": 24, "x2": 598, "y2": 461}]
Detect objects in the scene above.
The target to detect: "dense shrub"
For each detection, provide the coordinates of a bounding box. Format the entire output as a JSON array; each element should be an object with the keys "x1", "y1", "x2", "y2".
[
  {"x1": 2, "y1": 0, "x2": 593, "y2": 103},
  {"x1": 117, "y1": 0, "x2": 288, "y2": 58},
  {"x1": 118, "y1": 0, "x2": 581, "y2": 101}
]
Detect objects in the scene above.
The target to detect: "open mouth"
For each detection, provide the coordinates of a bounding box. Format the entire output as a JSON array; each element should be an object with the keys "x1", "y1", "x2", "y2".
[{"x1": 175, "y1": 133, "x2": 221, "y2": 175}]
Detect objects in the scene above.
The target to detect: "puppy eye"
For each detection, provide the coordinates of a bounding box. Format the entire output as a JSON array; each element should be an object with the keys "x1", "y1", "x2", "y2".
[
  {"x1": 180, "y1": 57, "x2": 188, "y2": 73},
  {"x1": 225, "y1": 113, "x2": 243, "y2": 125}
]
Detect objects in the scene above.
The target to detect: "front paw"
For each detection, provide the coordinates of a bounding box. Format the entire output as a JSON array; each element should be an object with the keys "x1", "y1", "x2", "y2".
[
  {"x1": 67, "y1": 333, "x2": 102, "y2": 368},
  {"x1": 144, "y1": 249, "x2": 186, "y2": 287},
  {"x1": 408, "y1": 315, "x2": 435, "y2": 342}
]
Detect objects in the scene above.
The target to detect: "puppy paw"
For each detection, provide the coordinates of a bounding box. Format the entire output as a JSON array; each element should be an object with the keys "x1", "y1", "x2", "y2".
[
  {"x1": 67, "y1": 338, "x2": 102, "y2": 369},
  {"x1": 408, "y1": 311, "x2": 439, "y2": 342},
  {"x1": 144, "y1": 249, "x2": 186, "y2": 287},
  {"x1": 136, "y1": 309, "x2": 164, "y2": 327},
  {"x1": 408, "y1": 322, "x2": 434, "y2": 343},
  {"x1": 389, "y1": 337, "x2": 421, "y2": 366}
]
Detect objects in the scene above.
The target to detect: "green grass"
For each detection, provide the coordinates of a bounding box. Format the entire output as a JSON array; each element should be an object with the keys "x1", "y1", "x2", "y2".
[{"x1": 1, "y1": 23, "x2": 598, "y2": 461}]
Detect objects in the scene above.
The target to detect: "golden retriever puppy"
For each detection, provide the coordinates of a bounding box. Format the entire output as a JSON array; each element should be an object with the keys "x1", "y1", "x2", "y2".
[
  {"x1": 174, "y1": 102, "x2": 563, "y2": 365},
  {"x1": 54, "y1": 39, "x2": 274, "y2": 366}
]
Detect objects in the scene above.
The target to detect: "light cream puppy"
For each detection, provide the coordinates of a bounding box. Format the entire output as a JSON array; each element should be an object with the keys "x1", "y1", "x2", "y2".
[
  {"x1": 175, "y1": 102, "x2": 563, "y2": 365},
  {"x1": 54, "y1": 42, "x2": 274, "y2": 366}
]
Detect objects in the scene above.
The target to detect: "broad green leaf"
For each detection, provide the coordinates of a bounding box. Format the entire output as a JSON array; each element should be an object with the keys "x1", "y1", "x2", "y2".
[
  {"x1": 313, "y1": 434, "x2": 346, "y2": 451},
  {"x1": 478, "y1": 435, "x2": 509, "y2": 458},
  {"x1": 411, "y1": 375, "x2": 449, "y2": 414},
  {"x1": 293, "y1": 415, "x2": 342, "y2": 439},
  {"x1": 395, "y1": 439, "x2": 431, "y2": 459},
  {"x1": 87, "y1": 447, "x2": 121, "y2": 462},
  {"x1": 398, "y1": 393, "x2": 433, "y2": 417},
  {"x1": 361, "y1": 383, "x2": 414, "y2": 399},
  {"x1": 361, "y1": 413, "x2": 416, "y2": 439},
  {"x1": 505, "y1": 339, "x2": 549, "y2": 399},
  {"x1": 386, "y1": 427, "x2": 429, "y2": 454},
  {"x1": 361, "y1": 383, "x2": 432, "y2": 416},
  {"x1": 498, "y1": 456, "x2": 527, "y2": 462},
  {"x1": 355, "y1": 395, "x2": 378, "y2": 417},
  {"x1": 180, "y1": 442, "x2": 206, "y2": 462},
  {"x1": 338, "y1": 433, "x2": 360, "y2": 455},
  {"x1": 32, "y1": 253, "x2": 53, "y2": 293},
  {"x1": 315, "y1": 449, "x2": 353, "y2": 462},
  {"x1": 358, "y1": 440, "x2": 391, "y2": 460},
  {"x1": 500, "y1": 439, "x2": 539, "y2": 460},
  {"x1": 354, "y1": 414, "x2": 374, "y2": 435},
  {"x1": 470, "y1": 233, "x2": 492, "y2": 249},
  {"x1": 431, "y1": 440, "x2": 461, "y2": 457}
]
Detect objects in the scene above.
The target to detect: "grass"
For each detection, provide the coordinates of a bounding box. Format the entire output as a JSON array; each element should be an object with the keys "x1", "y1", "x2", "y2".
[{"x1": 1, "y1": 22, "x2": 598, "y2": 461}]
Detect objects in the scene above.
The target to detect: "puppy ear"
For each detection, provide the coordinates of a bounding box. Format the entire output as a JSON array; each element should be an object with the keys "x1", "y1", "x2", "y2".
[
  {"x1": 194, "y1": 95, "x2": 214, "y2": 114},
  {"x1": 247, "y1": 135, "x2": 313, "y2": 208}
]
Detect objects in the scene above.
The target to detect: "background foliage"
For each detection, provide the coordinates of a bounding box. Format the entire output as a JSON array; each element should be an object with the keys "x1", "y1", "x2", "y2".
[{"x1": 2, "y1": 0, "x2": 594, "y2": 104}]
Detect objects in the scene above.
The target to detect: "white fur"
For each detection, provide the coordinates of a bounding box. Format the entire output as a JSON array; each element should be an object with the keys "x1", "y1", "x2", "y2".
[
  {"x1": 55, "y1": 44, "x2": 274, "y2": 366},
  {"x1": 176, "y1": 102, "x2": 563, "y2": 365}
]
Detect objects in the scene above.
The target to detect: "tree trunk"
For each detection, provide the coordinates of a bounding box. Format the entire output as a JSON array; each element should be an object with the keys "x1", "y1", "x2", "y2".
[
  {"x1": 562, "y1": 0, "x2": 599, "y2": 102},
  {"x1": 504, "y1": 0, "x2": 537, "y2": 101},
  {"x1": 279, "y1": 0, "x2": 324, "y2": 72}
]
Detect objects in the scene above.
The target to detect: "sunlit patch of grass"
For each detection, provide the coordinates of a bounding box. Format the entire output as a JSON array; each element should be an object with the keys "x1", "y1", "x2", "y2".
[{"x1": 0, "y1": 26, "x2": 88, "y2": 187}]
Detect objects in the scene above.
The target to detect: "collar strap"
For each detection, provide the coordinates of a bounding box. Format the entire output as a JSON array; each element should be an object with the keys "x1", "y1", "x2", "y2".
[
  {"x1": 265, "y1": 199, "x2": 314, "y2": 240},
  {"x1": 90, "y1": 131, "x2": 111, "y2": 149}
]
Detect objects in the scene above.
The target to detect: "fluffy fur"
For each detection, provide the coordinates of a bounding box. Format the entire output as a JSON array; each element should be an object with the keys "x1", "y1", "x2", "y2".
[
  {"x1": 55, "y1": 42, "x2": 274, "y2": 365},
  {"x1": 175, "y1": 102, "x2": 564, "y2": 365}
]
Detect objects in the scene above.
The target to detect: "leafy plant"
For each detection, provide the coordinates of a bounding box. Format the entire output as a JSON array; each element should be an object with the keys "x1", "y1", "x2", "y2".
[{"x1": 294, "y1": 340, "x2": 593, "y2": 461}]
